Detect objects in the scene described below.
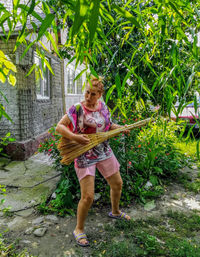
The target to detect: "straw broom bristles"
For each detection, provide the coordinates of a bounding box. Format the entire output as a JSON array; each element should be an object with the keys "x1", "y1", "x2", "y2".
[{"x1": 57, "y1": 117, "x2": 154, "y2": 165}]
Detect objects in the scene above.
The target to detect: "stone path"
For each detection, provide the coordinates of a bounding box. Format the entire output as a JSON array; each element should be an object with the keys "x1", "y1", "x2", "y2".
[
  {"x1": 0, "y1": 153, "x2": 60, "y2": 215},
  {"x1": 0, "y1": 154, "x2": 200, "y2": 256}
]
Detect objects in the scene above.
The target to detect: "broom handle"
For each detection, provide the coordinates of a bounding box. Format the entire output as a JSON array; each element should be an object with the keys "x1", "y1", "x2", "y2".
[
  {"x1": 100, "y1": 117, "x2": 154, "y2": 140},
  {"x1": 60, "y1": 117, "x2": 153, "y2": 145},
  {"x1": 116, "y1": 117, "x2": 153, "y2": 132}
]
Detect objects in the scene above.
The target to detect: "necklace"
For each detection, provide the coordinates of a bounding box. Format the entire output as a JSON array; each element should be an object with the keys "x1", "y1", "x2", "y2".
[{"x1": 83, "y1": 101, "x2": 99, "y2": 111}]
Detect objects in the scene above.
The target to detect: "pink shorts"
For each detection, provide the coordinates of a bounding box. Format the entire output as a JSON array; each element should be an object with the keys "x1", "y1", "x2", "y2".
[{"x1": 74, "y1": 154, "x2": 120, "y2": 182}]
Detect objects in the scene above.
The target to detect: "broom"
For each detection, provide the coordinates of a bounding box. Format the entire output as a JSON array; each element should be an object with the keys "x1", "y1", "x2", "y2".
[{"x1": 58, "y1": 117, "x2": 154, "y2": 165}]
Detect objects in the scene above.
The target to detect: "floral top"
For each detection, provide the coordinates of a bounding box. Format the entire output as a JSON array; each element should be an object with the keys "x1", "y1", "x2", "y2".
[{"x1": 67, "y1": 101, "x2": 113, "y2": 168}]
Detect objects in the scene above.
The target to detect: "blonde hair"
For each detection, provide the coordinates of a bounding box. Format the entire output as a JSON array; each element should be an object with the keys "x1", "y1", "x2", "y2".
[{"x1": 87, "y1": 75, "x2": 104, "y2": 93}]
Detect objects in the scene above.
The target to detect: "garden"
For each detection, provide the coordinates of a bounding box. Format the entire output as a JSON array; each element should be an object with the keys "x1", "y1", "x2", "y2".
[
  {"x1": 37, "y1": 105, "x2": 192, "y2": 216},
  {"x1": 1, "y1": 0, "x2": 200, "y2": 256}
]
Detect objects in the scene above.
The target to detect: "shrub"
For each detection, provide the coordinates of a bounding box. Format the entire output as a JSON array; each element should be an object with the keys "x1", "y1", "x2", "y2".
[
  {"x1": 0, "y1": 132, "x2": 16, "y2": 157},
  {"x1": 109, "y1": 117, "x2": 188, "y2": 203},
  {"x1": 38, "y1": 126, "x2": 79, "y2": 216},
  {"x1": 0, "y1": 185, "x2": 11, "y2": 214},
  {"x1": 0, "y1": 132, "x2": 15, "y2": 214}
]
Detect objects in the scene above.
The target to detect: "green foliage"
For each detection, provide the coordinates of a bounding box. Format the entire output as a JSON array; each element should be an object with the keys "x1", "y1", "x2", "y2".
[
  {"x1": 92, "y1": 0, "x2": 200, "y2": 117},
  {"x1": 99, "y1": 116, "x2": 188, "y2": 204},
  {"x1": 0, "y1": 132, "x2": 16, "y2": 157},
  {"x1": 184, "y1": 179, "x2": 200, "y2": 193},
  {"x1": 0, "y1": 49, "x2": 17, "y2": 122},
  {"x1": 1, "y1": 0, "x2": 200, "y2": 155},
  {"x1": 0, "y1": 184, "x2": 11, "y2": 215},
  {"x1": 0, "y1": 188, "x2": 17, "y2": 256},
  {"x1": 0, "y1": 185, "x2": 6, "y2": 212},
  {"x1": 0, "y1": 50, "x2": 17, "y2": 87},
  {"x1": 37, "y1": 126, "x2": 79, "y2": 216},
  {"x1": 0, "y1": 133, "x2": 15, "y2": 216},
  {"x1": 92, "y1": 212, "x2": 200, "y2": 257},
  {"x1": 0, "y1": 237, "x2": 33, "y2": 257},
  {"x1": 2, "y1": 0, "x2": 199, "y2": 119}
]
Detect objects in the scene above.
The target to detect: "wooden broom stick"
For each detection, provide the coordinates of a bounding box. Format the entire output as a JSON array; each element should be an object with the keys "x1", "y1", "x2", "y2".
[{"x1": 58, "y1": 117, "x2": 154, "y2": 165}]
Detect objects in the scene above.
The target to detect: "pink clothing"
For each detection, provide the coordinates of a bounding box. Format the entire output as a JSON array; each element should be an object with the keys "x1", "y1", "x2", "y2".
[
  {"x1": 74, "y1": 154, "x2": 120, "y2": 182},
  {"x1": 67, "y1": 101, "x2": 113, "y2": 168}
]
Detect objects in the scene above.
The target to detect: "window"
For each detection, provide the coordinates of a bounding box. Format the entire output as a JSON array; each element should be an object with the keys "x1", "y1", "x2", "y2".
[
  {"x1": 67, "y1": 67, "x2": 75, "y2": 94},
  {"x1": 76, "y1": 75, "x2": 83, "y2": 94},
  {"x1": 34, "y1": 53, "x2": 50, "y2": 100},
  {"x1": 66, "y1": 64, "x2": 84, "y2": 95}
]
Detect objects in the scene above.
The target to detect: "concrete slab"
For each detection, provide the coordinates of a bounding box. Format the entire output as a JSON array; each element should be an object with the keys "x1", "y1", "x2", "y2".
[{"x1": 0, "y1": 153, "x2": 61, "y2": 212}]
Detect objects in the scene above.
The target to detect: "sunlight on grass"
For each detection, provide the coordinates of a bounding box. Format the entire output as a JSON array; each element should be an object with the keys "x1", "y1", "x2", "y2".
[{"x1": 175, "y1": 140, "x2": 197, "y2": 159}]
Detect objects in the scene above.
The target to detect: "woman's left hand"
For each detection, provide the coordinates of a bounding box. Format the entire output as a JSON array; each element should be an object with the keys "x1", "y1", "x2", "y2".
[
  {"x1": 123, "y1": 125, "x2": 130, "y2": 135},
  {"x1": 111, "y1": 123, "x2": 130, "y2": 135}
]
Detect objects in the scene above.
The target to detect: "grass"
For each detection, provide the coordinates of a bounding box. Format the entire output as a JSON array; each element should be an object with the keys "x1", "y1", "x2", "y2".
[
  {"x1": 86, "y1": 211, "x2": 200, "y2": 257},
  {"x1": 173, "y1": 139, "x2": 200, "y2": 193},
  {"x1": 184, "y1": 179, "x2": 200, "y2": 193},
  {"x1": 0, "y1": 237, "x2": 34, "y2": 257},
  {"x1": 176, "y1": 140, "x2": 197, "y2": 158}
]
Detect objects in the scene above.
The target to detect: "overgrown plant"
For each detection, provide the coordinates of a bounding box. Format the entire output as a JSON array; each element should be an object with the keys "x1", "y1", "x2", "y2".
[
  {"x1": 0, "y1": 185, "x2": 10, "y2": 214},
  {"x1": 0, "y1": 132, "x2": 16, "y2": 157},
  {"x1": 0, "y1": 187, "x2": 23, "y2": 256},
  {"x1": 38, "y1": 126, "x2": 79, "y2": 216},
  {"x1": 0, "y1": 50, "x2": 17, "y2": 123},
  {"x1": 97, "y1": 117, "x2": 189, "y2": 204},
  {"x1": 0, "y1": 238, "x2": 33, "y2": 257}
]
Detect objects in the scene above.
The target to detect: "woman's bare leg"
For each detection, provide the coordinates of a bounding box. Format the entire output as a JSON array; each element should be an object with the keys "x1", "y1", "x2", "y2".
[
  {"x1": 74, "y1": 175, "x2": 95, "y2": 245},
  {"x1": 106, "y1": 171, "x2": 130, "y2": 220}
]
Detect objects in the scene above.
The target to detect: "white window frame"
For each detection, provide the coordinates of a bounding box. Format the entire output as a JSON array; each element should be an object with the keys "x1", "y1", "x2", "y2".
[
  {"x1": 34, "y1": 52, "x2": 50, "y2": 100},
  {"x1": 66, "y1": 64, "x2": 84, "y2": 95}
]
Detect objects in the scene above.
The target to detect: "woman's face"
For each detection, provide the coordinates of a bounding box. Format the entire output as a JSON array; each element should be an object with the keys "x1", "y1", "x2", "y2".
[{"x1": 84, "y1": 84, "x2": 102, "y2": 106}]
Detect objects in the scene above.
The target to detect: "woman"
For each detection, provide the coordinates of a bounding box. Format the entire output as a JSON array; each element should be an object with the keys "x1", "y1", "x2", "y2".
[{"x1": 56, "y1": 76, "x2": 130, "y2": 247}]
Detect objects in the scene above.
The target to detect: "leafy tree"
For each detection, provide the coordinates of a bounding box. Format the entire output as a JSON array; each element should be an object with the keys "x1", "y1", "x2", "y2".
[
  {"x1": 0, "y1": 0, "x2": 200, "y2": 118},
  {"x1": 0, "y1": 51, "x2": 17, "y2": 121},
  {"x1": 90, "y1": 1, "x2": 200, "y2": 116}
]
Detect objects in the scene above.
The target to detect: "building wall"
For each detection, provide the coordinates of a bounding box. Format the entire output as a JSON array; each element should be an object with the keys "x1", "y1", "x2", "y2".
[
  {"x1": 3, "y1": 0, "x2": 42, "y2": 14},
  {"x1": 28, "y1": 56, "x2": 63, "y2": 139},
  {"x1": 0, "y1": 38, "x2": 63, "y2": 143}
]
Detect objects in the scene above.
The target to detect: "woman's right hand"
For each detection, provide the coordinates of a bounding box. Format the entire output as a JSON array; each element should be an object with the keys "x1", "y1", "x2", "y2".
[{"x1": 73, "y1": 134, "x2": 90, "y2": 145}]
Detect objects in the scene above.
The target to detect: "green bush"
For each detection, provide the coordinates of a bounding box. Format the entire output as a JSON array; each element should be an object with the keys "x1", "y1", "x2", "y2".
[
  {"x1": 0, "y1": 132, "x2": 16, "y2": 157},
  {"x1": 0, "y1": 132, "x2": 15, "y2": 214},
  {"x1": 108, "y1": 117, "x2": 188, "y2": 203},
  {"x1": 0, "y1": 238, "x2": 33, "y2": 257},
  {"x1": 0, "y1": 185, "x2": 11, "y2": 215},
  {"x1": 38, "y1": 116, "x2": 189, "y2": 214},
  {"x1": 38, "y1": 127, "x2": 79, "y2": 216}
]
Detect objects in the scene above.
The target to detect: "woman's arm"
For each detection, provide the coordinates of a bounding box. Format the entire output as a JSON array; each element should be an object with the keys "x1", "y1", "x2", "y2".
[{"x1": 56, "y1": 114, "x2": 90, "y2": 145}]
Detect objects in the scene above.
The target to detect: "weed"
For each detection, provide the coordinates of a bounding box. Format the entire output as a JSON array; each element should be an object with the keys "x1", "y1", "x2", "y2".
[
  {"x1": 184, "y1": 179, "x2": 200, "y2": 193},
  {"x1": 0, "y1": 236, "x2": 34, "y2": 257}
]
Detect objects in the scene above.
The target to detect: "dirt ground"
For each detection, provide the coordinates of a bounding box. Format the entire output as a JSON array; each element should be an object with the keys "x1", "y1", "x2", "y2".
[{"x1": 1, "y1": 166, "x2": 200, "y2": 257}]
